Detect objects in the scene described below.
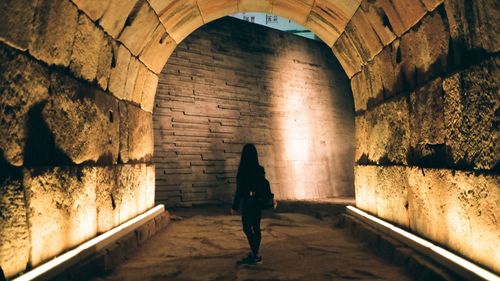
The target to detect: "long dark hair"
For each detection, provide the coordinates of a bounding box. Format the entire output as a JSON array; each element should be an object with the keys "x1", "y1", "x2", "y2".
[{"x1": 236, "y1": 144, "x2": 260, "y2": 183}]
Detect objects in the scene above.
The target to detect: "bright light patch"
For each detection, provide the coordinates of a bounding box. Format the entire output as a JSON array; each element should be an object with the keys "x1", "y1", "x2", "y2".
[
  {"x1": 346, "y1": 206, "x2": 500, "y2": 281},
  {"x1": 13, "y1": 205, "x2": 165, "y2": 281}
]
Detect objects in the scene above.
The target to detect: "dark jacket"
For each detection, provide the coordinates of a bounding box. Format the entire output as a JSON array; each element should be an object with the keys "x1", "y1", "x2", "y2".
[{"x1": 232, "y1": 166, "x2": 270, "y2": 211}]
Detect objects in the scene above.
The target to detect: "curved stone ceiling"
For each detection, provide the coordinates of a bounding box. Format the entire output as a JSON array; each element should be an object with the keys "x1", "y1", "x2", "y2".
[{"x1": 148, "y1": 0, "x2": 361, "y2": 46}]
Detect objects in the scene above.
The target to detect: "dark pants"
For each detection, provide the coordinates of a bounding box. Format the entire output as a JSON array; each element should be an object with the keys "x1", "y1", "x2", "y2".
[{"x1": 241, "y1": 198, "x2": 262, "y2": 257}]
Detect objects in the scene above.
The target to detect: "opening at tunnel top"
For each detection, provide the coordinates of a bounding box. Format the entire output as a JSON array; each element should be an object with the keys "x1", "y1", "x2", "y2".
[{"x1": 230, "y1": 12, "x2": 319, "y2": 40}]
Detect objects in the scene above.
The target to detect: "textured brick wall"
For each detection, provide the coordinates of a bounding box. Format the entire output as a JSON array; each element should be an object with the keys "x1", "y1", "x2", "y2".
[{"x1": 153, "y1": 17, "x2": 354, "y2": 206}]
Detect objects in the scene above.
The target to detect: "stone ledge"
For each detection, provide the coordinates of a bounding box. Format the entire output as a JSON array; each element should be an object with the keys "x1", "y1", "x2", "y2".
[
  {"x1": 343, "y1": 208, "x2": 499, "y2": 281},
  {"x1": 10, "y1": 206, "x2": 170, "y2": 281}
]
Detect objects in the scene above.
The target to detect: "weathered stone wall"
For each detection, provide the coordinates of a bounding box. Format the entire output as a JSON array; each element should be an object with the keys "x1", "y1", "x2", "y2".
[
  {"x1": 0, "y1": 0, "x2": 498, "y2": 278},
  {"x1": 0, "y1": 0, "x2": 158, "y2": 278},
  {"x1": 332, "y1": 0, "x2": 499, "y2": 273},
  {"x1": 154, "y1": 18, "x2": 355, "y2": 206}
]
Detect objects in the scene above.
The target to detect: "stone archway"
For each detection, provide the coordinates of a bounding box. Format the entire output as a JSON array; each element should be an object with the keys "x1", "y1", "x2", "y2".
[{"x1": 0, "y1": 0, "x2": 498, "y2": 278}]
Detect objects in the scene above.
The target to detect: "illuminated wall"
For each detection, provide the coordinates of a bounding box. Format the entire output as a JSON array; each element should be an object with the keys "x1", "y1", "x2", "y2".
[
  {"x1": 0, "y1": 0, "x2": 498, "y2": 278},
  {"x1": 153, "y1": 17, "x2": 354, "y2": 206}
]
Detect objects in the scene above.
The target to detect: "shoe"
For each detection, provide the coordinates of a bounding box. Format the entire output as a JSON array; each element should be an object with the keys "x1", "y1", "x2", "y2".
[{"x1": 237, "y1": 254, "x2": 262, "y2": 265}]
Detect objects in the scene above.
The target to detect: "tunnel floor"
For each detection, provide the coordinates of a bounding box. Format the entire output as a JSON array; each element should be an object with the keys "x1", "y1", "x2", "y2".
[{"x1": 91, "y1": 205, "x2": 413, "y2": 281}]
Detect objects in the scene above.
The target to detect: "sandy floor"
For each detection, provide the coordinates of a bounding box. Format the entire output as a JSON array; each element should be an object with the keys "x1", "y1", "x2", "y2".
[{"x1": 92, "y1": 206, "x2": 413, "y2": 281}]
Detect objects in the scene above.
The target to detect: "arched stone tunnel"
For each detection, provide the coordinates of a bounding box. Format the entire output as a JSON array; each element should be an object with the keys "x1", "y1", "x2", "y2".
[{"x1": 0, "y1": 0, "x2": 498, "y2": 280}]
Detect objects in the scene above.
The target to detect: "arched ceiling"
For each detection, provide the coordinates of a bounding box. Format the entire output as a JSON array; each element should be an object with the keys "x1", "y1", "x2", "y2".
[{"x1": 147, "y1": 0, "x2": 361, "y2": 46}]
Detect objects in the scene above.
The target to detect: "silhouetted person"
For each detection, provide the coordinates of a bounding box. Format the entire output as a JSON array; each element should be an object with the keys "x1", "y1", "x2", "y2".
[{"x1": 230, "y1": 143, "x2": 272, "y2": 265}]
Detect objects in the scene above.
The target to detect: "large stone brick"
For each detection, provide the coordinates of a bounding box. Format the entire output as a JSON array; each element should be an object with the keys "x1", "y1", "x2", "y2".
[
  {"x1": 118, "y1": 0, "x2": 159, "y2": 56},
  {"x1": 374, "y1": 166, "x2": 409, "y2": 228},
  {"x1": 154, "y1": 0, "x2": 204, "y2": 43},
  {"x1": 119, "y1": 103, "x2": 154, "y2": 163},
  {"x1": 354, "y1": 165, "x2": 378, "y2": 215},
  {"x1": 99, "y1": 0, "x2": 138, "y2": 38},
  {"x1": 407, "y1": 168, "x2": 500, "y2": 273},
  {"x1": 72, "y1": 0, "x2": 110, "y2": 21},
  {"x1": 331, "y1": 33, "x2": 364, "y2": 78},
  {"x1": 0, "y1": 46, "x2": 50, "y2": 167},
  {"x1": 197, "y1": 0, "x2": 239, "y2": 23},
  {"x1": 108, "y1": 44, "x2": 132, "y2": 100},
  {"x1": 139, "y1": 24, "x2": 177, "y2": 74},
  {"x1": 70, "y1": 14, "x2": 106, "y2": 83},
  {"x1": 123, "y1": 57, "x2": 142, "y2": 102},
  {"x1": 115, "y1": 164, "x2": 149, "y2": 223},
  {"x1": 344, "y1": 8, "x2": 384, "y2": 63},
  {"x1": 24, "y1": 167, "x2": 97, "y2": 267},
  {"x1": 375, "y1": 0, "x2": 427, "y2": 36},
  {"x1": 44, "y1": 72, "x2": 120, "y2": 165},
  {"x1": 30, "y1": 0, "x2": 78, "y2": 67},
  {"x1": 409, "y1": 78, "x2": 446, "y2": 166},
  {"x1": 93, "y1": 166, "x2": 119, "y2": 234},
  {"x1": 358, "y1": 0, "x2": 397, "y2": 47},
  {"x1": 399, "y1": 11, "x2": 449, "y2": 90},
  {"x1": 442, "y1": 57, "x2": 499, "y2": 170},
  {"x1": 355, "y1": 165, "x2": 409, "y2": 228},
  {"x1": 350, "y1": 41, "x2": 403, "y2": 112},
  {"x1": 0, "y1": 175, "x2": 29, "y2": 279},
  {"x1": 0, "y1": 0, "x2": 36, "y2": 50},
  {"x1": 445, "y1": 0, "x2": 500, "y2": 56},
  {"x1": 140, "y1": 69, "x2": 159, "y2": 113},
  {"x1": 96, "y1": 36, "x2": 113, "y2": 91},
  {"x1": 358, "y1": 97, "x2": 410, "y2": 165}
]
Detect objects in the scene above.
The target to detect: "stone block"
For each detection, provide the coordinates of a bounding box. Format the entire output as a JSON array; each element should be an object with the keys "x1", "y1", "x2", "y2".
[
  {"x1": 399, "y1": 11, "x2": 449, "y2": 90},
  {"x1": 407, "y1": 168, "x2": 500, "y2": 273},
  {"x1": 361, "y1": 97, "x2": 410, "y2": 165},
  {"x1": 354, "y1": 165, "x2": 378, "y2": 215},
  {"x1": 30, "y1": 0, "x2": 78, "y2": 67},
  {"x1": 24, "y1": 167, "x2": 97, "y2": 267},
  {"x1": 108, "y1": 44, "x2": 132, "y2": 100},
  {"x1": 444, "y1": 0, "x2": 500, "y2": 56},
  {"x1": 155, "y1": 0, "x2": 204, "y2": 43},
  {"x1": 374, "y1": 166, "x2": 409, "y2": 228},
  {"x1": 139, "y1": 24, "x2": 177, "y2": 74},
  {"x1": 92, "y1": 166, "x2": 120, "y2": 234},
  {"x1": 197, "y1": 0, "x2": 239, "y2": 23},
  {"x1": 421, "y1": 0, "x2": 444, "y2": 11},
  {"x1": 358, "y1": 0, "x2": 397, "y2": 46},
  {"x1": 99, "y1": 0, "x2": 138, "y2": 38},
  {"x1": 72, "y1": 0, "x2": 110, "y2": 21},
  {"x1": 0, "y1": 0, "x2": 36, "y2": 50},
  {"x1": 344, "y1": 8, "x2": 384, "y2": 63},
  {"x1": 115, "y1": 164, "x2": 147, "y2": 223},
  {"x1": 354, "y1": 114, "x2": 368, "y2": 163},
  {"x1": 96, "y1": 36, "x2": 113, "y2": 91},
  {"x1": 442, "y1": 57, "x2": 499, "y2": 170},
  {"x1": 238, "y1": 0, "x2": 272, "y2": 12},
  {"x1": 272, "y1": 0, "x2": 315, "y2": 25},
  {"x1": 140, "y1": 70, "x2": 159, "y2": 113},
  {"x1": 119, "y1": 103, "x2": 154, "y2": 163},
  {"x1": 70, "y1": 14, "x2": 106, "y2": 83},
  {"x1": 44, "y1": 72, "x2": 120, "y2": 165},
  {"x1": 0, "y1": 175, "x2": 29, "y2": 279},
  {"x1": 123, "y1": 57, "x2": 142, "y2": 102},
  {"x1": 118, "y1": 0, "x2": 159, "y2": 56},
  {"x1": 409, "y1": 78, "x2": 446, "y2": 166},
  {"x1": 376, "y1": 0, "x2": 427, "y2": 36},
  {"x1": 331, "y1": 33, "x2": 364, "y2": 78},
  {"x1": 0, "y1": 45, "x2": 50, "y2": 167}
]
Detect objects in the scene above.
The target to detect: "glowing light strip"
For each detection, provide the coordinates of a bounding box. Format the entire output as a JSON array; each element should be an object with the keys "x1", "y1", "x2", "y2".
[
  {"x1": 13, "y1": 205, "x2": 165, "y2": 281},
  {"x1": 346, "y1": 206, "x2": 500, "y2": 281}
]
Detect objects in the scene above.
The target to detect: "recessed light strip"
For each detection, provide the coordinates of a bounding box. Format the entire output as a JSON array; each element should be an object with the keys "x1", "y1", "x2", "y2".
[
  {"x1": 346, "y1": 206, "x2": 500, "y2": 281},
  {"x1": 13, "y1": 205, "x2": 166, "y2": 281}
]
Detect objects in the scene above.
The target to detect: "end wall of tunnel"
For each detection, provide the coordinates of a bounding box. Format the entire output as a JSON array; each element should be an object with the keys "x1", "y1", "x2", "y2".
[
  {"x1": 153, "y1": 17, "x2": 354, "y2": 207},
  {"x1": 0, "y1": 0, "x2": 499, "y2": 278}
]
